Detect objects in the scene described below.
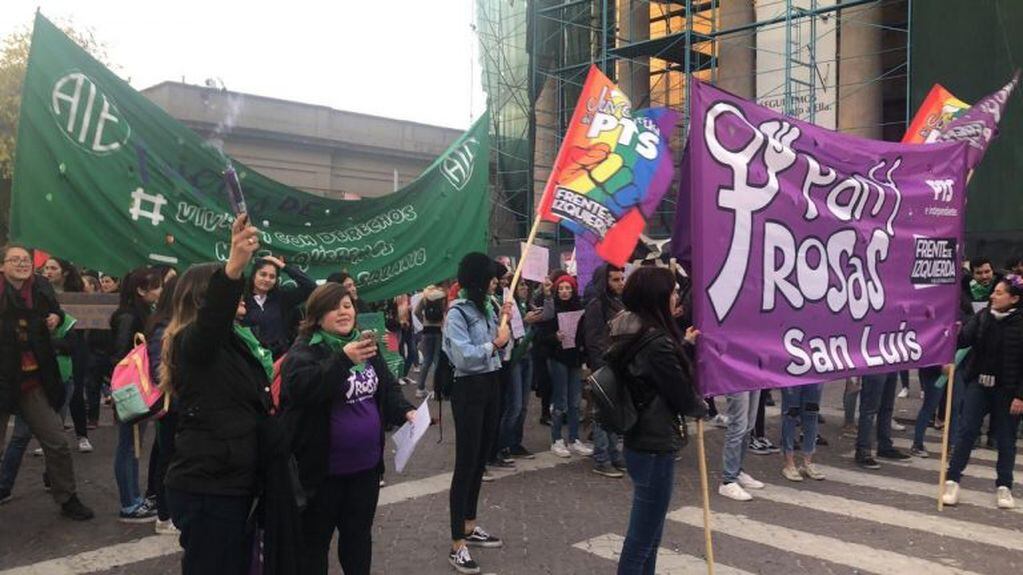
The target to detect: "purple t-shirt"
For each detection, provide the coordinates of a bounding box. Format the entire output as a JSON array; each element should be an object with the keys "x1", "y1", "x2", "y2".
[{"x1": 328, "y1": 363, "x2": 382, "y2": 476}]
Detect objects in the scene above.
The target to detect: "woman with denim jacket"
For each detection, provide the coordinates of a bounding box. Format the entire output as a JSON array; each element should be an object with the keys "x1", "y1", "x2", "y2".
[{"x1": 442, "y1": 252, "x2": 512, "y2": 575}]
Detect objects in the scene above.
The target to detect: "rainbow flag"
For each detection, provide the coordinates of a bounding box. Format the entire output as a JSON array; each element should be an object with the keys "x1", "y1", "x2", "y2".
[
  {"x1": 903, "y1": 84, "x2": 970, "y2": 144},
  {"x1": 538, "y1": 66, "x2": 678, "y2": 266}
]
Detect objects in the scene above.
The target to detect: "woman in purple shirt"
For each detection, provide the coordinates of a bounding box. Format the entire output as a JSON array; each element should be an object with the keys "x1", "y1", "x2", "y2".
[{"x1": 281, "y1": 283, "x2": 416, "y2": 575}]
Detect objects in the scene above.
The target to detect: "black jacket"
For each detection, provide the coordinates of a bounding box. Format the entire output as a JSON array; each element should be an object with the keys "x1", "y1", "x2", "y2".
[
  {"x1": 280, "y1": 336, "x2": 413, "y2": 497},
  {"x1": 0, "y1": 274, "x2": 65, "y2": 413},
  {"x1": 582, "y1": 264, "x2": 623, "y2": 370},
  {"x1": 165, "y1": 268, "x2": 272, "y2": 496},
  {"x1": 242, "y1": 265, "x2": 316, "y2": 359},
  {"x1": 606, "y1": 312, "x2": 702, "y2": 453},
  {"x1": 537, "y1": 295, "x2": 584, "y2": 368},
  {"x1": 958, "y1": 307, "x2": 1023, "y2": 399}
]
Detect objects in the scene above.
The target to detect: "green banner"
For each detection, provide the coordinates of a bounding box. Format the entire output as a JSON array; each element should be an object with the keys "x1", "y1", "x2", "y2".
[{"x1": 11, "y1": 14, "x2": 489, "y2": 302}]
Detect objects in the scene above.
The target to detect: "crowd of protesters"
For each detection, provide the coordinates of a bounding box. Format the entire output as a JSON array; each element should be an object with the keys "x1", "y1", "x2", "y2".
[{"x1": 2, "y1": 221, "x2": 1022, "y2": 574}]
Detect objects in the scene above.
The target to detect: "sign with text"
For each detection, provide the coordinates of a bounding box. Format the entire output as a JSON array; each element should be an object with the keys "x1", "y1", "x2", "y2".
[{"x1": 683, "y1": 79, "x2": 969, "y2": 396}]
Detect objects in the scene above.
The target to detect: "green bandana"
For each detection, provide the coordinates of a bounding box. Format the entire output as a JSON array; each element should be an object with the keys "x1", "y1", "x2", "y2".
[
  {"x1": 458, "y1": 288, "x2": 496, "y2": 321},
  {"x1": 309, "y1": 329, "x2": 365, "y2": 372},
  {"x1": 970, "y1": 279, "x2": 993, "y2": 302},
  {"x1": 233, "y1": 324, "x2": 274, "y2": 381},
  {"x1": 54, "y1": 313, "x2": 77, "y2": 381}
]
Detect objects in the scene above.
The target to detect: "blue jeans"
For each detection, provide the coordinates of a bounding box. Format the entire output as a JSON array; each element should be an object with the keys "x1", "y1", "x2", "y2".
[
  {"x1": 780, "y1": 383, "x2": 823, "y2": 456},
  {"x1": 0, "y1": 416, "x2": 32, "y2": 492},
  {"x1": 548, "y1": 359, "x2": 581, "y2": 443},
  {"x1": 416, "y1": 332, "x2": 441, "y2": 391},
  {"x1": 722, "y1": 390, "x2": 759, "y2": 483},
  {"x1": 856, "y1": 372, "x2": 896, "y2": 453},
  {"x1": 843, "y1": 378, "x2": 860, "y2": 426},
  {"x1": 947, "y1": 383, "x2": 1020, "y2": 487},
  {"x1": 498, "y1": 357, "x2": 532, "y2": 451},
  {"x1": 114, "y1": 421, "x2": 147, "y2": 513},
  {"x1": 617, "y1": 448, "x2": 675, "y2": 575},
  {"x1": 400, "y1": 327, "x2": 416, "y2": 377},
  {"x1": 593, "y1": 422, "x2": 624, "y2": 466},
  {"x1": 912, "y1": 366, "x2": 944, "y2": 449}
]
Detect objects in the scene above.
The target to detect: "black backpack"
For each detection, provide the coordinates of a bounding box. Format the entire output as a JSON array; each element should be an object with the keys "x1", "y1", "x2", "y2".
[
  {"x1": 423, "y1": 297, "x2": 445, "y2": 323},
  {"x1": 588, "y1": 330, "x2": 659, "y2": 435}
]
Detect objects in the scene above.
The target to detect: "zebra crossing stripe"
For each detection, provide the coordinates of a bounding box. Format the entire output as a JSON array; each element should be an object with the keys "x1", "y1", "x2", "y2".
[
  {"x1": 754, "y1": 483, "x2": 1023, "y2": 551},
  {"x1": 890, "y1": 437, "x2": 1023, "y2": 466},
  {"x1": 571, "y1": 533, "x2": 754, "y2": 575},
  {"x1": 814, "y1": 464, "x2": 1023, "y2": 514},
  {"x1": 668, "y1": 507, "x2": 984, "y2": 575}
]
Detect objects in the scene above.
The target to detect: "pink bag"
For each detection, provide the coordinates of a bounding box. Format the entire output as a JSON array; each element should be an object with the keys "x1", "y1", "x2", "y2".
[{"x1": 111, "y1": 333, "x2": 168, "y2": 424}]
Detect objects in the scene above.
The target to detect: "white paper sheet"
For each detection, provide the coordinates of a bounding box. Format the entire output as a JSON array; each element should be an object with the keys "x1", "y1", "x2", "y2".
[
  {"x1": 521, "y1": 242, "x2": 550, "y2": 283},
  {"x1": 392, "y1": 398, "x2": 432, "y2": 473},
  {"x1": 557, "y1": 310, "x2": 585, "y2": 350}
]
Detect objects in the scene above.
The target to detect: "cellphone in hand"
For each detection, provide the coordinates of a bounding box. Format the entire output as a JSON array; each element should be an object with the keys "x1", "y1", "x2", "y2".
[
  {"x1": 224, "y1": 167, "x2": 248, "y2": 216},
  {"x1": 360, "y1": 329, "x2": 377, "y2": 341}
]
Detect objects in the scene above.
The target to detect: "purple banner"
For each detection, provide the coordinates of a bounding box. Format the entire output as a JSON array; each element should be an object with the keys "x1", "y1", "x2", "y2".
[{"x1": 684, "y1": 79, "x2": 969, "y2": 396}]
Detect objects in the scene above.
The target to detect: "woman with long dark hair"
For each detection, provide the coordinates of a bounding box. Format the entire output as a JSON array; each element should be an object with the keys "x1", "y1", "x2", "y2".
[
  {"x1": 241, "y1": 255, "x2": 315, "y2": 359},
  {"x1": 145, "y1": 275, "x2": 179, "y2": 535},
  {"x1": 944, "y1": 274, "x2": 1023, "y2": 509},
  {"x1": 110, "y1": 267, "x2": 163, "y2": 522},
  {"x1": 161, "y1": 215, "x2": 279, "y2": 573},
  {"x1": 280, "y1": 283, "x2": 415, "y2": 574},
  {"x1": 607, "y1": 266, "x2": 703, "y2": 575},
  {"x1": 443, "y1": 253, "x2": 511, "y2": 574}
]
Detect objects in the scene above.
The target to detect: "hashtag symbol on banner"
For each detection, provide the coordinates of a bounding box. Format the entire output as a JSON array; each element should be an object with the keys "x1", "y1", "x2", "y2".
[{"x1": 129, "y1": 187, "x2": 167, "y2": 226}]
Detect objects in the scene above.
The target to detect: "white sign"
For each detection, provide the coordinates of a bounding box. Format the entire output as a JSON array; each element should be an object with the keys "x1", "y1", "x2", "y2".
[
  {"x1": 505, "y1": 288, "x2": 526, "y2": 339},
  {"x1": 392, "y1": 399, "x2": 432, "y2": 473},
  {"x1": 520, "y1": 242, "x2": 550, "y2": 283},
  {"x1": 557, "y1": 310, "x2": 585, "y2": 350}
]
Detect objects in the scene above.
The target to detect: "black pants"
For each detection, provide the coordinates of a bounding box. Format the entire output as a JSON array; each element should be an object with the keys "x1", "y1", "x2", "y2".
[
  {"x1": 301, "y1": 468, "x2": 381, "y2": 575},
  {"x1": 154, "y1": 412, "x2": 178, "y2": 521},
  {"x1": 754, "y1": 389, "x2": 768, "y2": 438},
  {"x1": 449, "y1": 372, "x2": 501, "y2": 541},
  {"x1": 166, "y1": 487, "x2": 253, "y2": 575},
  {"x1": 488, "y1": 365, "x2": 510, "y2": 462}
]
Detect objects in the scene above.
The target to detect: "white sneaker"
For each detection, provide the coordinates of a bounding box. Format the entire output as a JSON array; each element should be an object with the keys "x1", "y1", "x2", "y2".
[
  {"x1": 897, "y1": 387, "x2": 909, "y2": 399},
  {"x1": 154, "y1": 518, "x2": 180, "y2": 535},
  {"x1": 570, "y1": 440, "x2": 594, "y2": 456},
  {"x1": 718, "y1": 482, "x2": 753, "y2": 501},
  {"x1": 800, "y1": 463, "x2": 826, "y2": 481},
  {"x1": 997, "y1": 486, "x2": 1016, "y2": 509},
  {"x1": 891, "y1": 420, "x2": 906, "y2": 431},
  {"x1": 737, "y1": 471, "x2": 764, "y2": 490},
  {"x1": 710, "y1": 414, "x2": 730, "y2": 428},
  {"x1": 551, "y1": 440, "x2": 571, "y2": 458},
  {"x1": 942, "y1": 480, "x2": 960, "y2": 506},
  {"x1": 77, "y1": 437, "x2": 93, "y2": 453},
  {"x1": 781, "y1": 465, "x2": 804, "y2": 482}
]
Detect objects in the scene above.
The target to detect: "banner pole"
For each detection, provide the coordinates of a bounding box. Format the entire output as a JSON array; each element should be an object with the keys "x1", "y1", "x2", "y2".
[
  {"x1": 501, "y1": 214, "x2": 544, "y2": 330},
  {"x1": 696, "y1": 418, "x2": 715, "y2": 575},
  {"x1": 937, "y1": 362, "x2": 957, "y2": 511}
]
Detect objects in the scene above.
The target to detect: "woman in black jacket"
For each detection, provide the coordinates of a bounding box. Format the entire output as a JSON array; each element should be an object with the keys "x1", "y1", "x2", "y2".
[
  {"x1": 281, "y1": 282, "x2": 415, "y2": 575},
  {"x1": 110, "y1": 267, "x2": 164, "y2": 522},
  {"x1": 161, "y1": 215, "x2": 275, "y2": 574},
  {"x1": 241, "y1": 255, "x2": 316, "y2": 359},
  {"x1": 605, "y1": 266, "x2": 702, "y2": 575},
  {"x1": 943, "y1": 274, "x2": 1023, "y2": 510},
  {"x1": 539, "y1": 274, "x2": 592, "y2": 458}
]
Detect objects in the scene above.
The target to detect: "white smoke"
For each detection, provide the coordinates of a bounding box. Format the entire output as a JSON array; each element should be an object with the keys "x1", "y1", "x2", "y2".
[{"x1": 201, "y1": 77, "x2": 245, "y2": 166}]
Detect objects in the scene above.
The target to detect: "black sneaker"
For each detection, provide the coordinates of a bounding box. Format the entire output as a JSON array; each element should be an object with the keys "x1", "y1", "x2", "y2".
[
  {"x1": 489, "y1": 458, "x2": 515, "y2": 469},
  {"x1": 448, "y1": 546, "x2": 480, "y2": 574},
  {"x1": 876, "y1": 447, "x2": 911, "y2": 461},
  {"x1": 43, "y1": 472, "x2": 51, "y2": 492},
  {"x1": 509, "y1": 445, "x2": 535, "y2": 459},
  {"x1": 61, "y1": 494, "x2": 95, "y2": 521},
  {"x1": 0, "y1": 488, "x2": 11, "y2": 505},
  {"x1": 815, "y1": 434, "x2": 829, "y2": 447},
  {"x1": 592, "y1": 462, "x2": 624, "y2": 478},
  {"x1": 748, "y1": 437, "x2": 771, "y2": 455},
  {"x1": 464, "y1": 526, "x2": 503, "y2": 548},
  {"x1": 497, "y1": 449, "x2": 516, "y2": 465},
  {"x1": 119, "y1": 501, "x2": 158, "y2": 523},
  {"x1": 855, "y1": 453, "x2": 881, "y2": 470},
  {"x1": 612, "y1": 461, "x2": 627, "y2": 472},
  {"x1": 910, "y1": 446, "x2": 930, "y2": 458},
  {"x1": 759, "y1": 437, "x2": 781, "y2": 453}
]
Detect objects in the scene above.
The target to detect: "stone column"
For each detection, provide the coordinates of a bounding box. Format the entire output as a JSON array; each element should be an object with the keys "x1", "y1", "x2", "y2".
[
  {"x1": 838, "y1": 0, "x2": 883, "y2": 138},
  {"x1": 618, "y1": 0, "x2": 650, "y2": 107},
  {"x1": 717, "y1": 0, "x2": 756, "y2": 98}
]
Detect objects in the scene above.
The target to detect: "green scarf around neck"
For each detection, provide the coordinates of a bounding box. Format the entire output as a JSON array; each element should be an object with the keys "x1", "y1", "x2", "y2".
[
  {"x1": 233, "y1": 324, "x2": 274, "y2": 381},
  {"x1": 310, "y1": 329, "x2": 366, "y2": 372},
  {"x1": 458, "y1": 288, "x2": 496, "y2": 321}
]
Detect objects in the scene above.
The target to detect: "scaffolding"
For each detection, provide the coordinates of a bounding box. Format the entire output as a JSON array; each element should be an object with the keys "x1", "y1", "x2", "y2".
[{"x1": 477, "y1": 0, "x2": 911, "y2": 247}]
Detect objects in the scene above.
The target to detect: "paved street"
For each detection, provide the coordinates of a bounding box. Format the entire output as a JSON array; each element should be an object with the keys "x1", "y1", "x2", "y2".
[{"x1": 1, "y1": 381, "x2": 1021, "y2": 575}]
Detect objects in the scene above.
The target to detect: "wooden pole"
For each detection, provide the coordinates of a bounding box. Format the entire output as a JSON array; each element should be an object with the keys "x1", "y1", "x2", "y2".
[
  {"x1": 501, "y1": 214, "x2": 545, "y2": 329},
  {"x1": 937, "y1": 362, "x2": 957, "y2": 511},
  {"x1": 696, "y1": 418, "x2": 715, "y2": 575}
]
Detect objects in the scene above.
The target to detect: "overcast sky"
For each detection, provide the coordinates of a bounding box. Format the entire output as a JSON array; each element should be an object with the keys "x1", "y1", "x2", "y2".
[{"x1": 2, "y1": 1, "x2": 486, "y2": 129}]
